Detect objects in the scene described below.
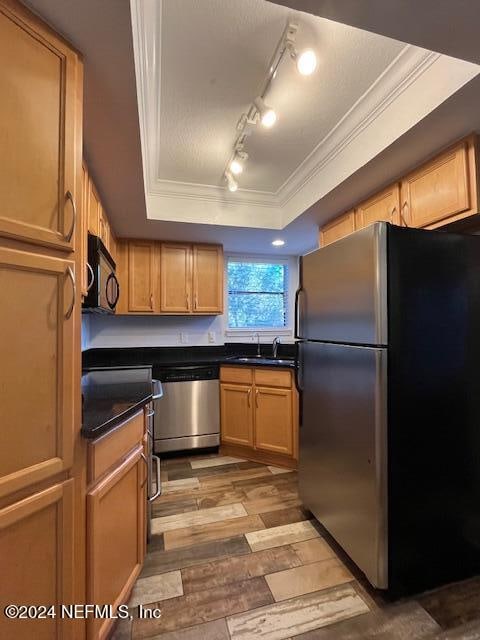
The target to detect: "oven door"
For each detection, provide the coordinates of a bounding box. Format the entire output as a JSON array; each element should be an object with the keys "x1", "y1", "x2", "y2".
[{"x1": 98, "y1": 253, "x2": 120, "y2": 312}]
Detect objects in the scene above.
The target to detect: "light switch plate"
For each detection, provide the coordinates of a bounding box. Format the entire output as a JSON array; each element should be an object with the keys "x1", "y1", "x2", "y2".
[
  {"x1": 180, "y1": 332, "x2": 188, "y2": 344},
  {"x1": 208, "y1": 331, "x2": 216, "y2": 343}
]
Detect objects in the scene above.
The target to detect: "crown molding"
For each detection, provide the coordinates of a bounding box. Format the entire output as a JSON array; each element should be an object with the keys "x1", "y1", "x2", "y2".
[
  {"x1": 131, "y1": 0, "x2": 480, "y2": 229},
  {"x1": 275, "y1": 46, "x2": 438, "y2": 206}
]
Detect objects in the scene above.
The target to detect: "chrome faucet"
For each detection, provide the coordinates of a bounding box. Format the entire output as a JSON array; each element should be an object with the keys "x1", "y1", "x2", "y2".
[
  {"x1": 272, "y1": 336, "x2": 281, "y2": 359},
  {"x1": 253, "y1": 332, "x2": 261, "y2": 357}
]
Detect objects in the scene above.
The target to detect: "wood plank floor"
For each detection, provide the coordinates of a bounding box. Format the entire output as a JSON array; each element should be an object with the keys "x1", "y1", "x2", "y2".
[{"x1": 111, "y1": 454, "x2": 480, "y2": 640}]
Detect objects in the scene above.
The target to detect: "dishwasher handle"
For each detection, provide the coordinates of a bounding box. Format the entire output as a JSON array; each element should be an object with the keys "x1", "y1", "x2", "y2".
[{"x1": 149, "y1": 454, "x2": 162, "y2": 501}]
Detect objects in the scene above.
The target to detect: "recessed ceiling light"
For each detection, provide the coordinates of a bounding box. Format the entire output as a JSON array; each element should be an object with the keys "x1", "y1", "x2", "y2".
[
  {"x1": 272, "y1": 239, "x2": 285, "y2": 246},
  {"x1": 254, "y1": 97, "x2": 277, "y2": 128},
  {"x1": 296, "y1": 49, "x2": 317, "y2": 76}
]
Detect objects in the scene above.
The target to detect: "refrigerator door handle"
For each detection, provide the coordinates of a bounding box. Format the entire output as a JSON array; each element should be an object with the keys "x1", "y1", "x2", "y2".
[
  {"x1": 294, "y1": 287, "x2": 304, "y2": 339},
  {"x1": 295, "y1": 343, "x2": 304, "y2": 394}
]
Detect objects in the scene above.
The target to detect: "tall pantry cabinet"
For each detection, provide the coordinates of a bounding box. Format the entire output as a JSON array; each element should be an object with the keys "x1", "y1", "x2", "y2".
[{"x1": 0, "y1": 1, "x2": 83, "y2": 638}]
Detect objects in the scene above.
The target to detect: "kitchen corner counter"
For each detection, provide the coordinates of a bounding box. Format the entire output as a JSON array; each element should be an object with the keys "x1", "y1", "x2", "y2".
[{"x1": 82, "y1": 366, "x2": 153, "y2": 440}]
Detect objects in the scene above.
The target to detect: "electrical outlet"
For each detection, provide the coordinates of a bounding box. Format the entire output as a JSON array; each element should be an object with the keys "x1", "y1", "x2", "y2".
[
  {"x1": 180, "y1": 332, "x2": 188, "y2": 344},
  {"x1": 208, "y1": 331, "x2": 216, "y2": 343}
]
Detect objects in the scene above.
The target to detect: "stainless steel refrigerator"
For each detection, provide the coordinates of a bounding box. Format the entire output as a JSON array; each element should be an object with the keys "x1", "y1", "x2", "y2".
[{"x1": 296, "y1": 222, "x2": 480, "y2": 596}]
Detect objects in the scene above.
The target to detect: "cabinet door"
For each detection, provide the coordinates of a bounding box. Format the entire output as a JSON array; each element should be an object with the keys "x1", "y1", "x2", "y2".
[
  {"x1": 0, "y1": 248, "x2": 74, "y2": 498},
  {"x1": 193, "y1": 245, "x2": 223, "y2": 314},
  {"x1": 320, "y1": 210, "x2": 355, "y2": 247},
  {"x1": 220, "y1": 384, "x2": 254, "y2": 447},
  {"x1": 160, "y1": 243, "x2": 192, "y2": 313},
  {"x1": 355, "y1": 183, "x2": 400, "y2": 229},
  {"x1": 128, "y1": 241, "x2": 156, "y2": 312},
  {"x1": 87, "y1": 180, "x2": 100, "y2": 236},
  {"x1": 87, "y1": 448, "x2": 144, "y2": 640},
  {"x1": 401, "y1": 141, "x2": 473, "y2": 228},
  {"x1": 254, "y1": 387, "x2": 293, "y2": 456},
  {"x1": 0, "y1": 480, "x2": 74, "y2": 640},
  {"x1": 0, "y1": 1, "x2": 78, "y2": 251}
]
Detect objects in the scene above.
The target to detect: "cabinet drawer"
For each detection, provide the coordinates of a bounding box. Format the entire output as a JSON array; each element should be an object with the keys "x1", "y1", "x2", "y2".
[
  {"x1": 88, "y1": 411, "x2": 144, "y2": 485},
  {"x1": 254, "y1": 368, "x2": 292, "y2": 388},
  {"x1": 220, "y1": 366, "x2": 253, "y2": 384}
]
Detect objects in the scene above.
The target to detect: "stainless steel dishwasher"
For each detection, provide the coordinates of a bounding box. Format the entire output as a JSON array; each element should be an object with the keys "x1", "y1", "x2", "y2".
[{"x1": 153, "y1": 365, "x2": 220, "y2": 453}]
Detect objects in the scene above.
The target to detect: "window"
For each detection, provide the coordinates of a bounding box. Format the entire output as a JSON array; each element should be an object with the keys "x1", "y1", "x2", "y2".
[{"x1": 227, "y1": 258, "x2": 288, "y2": 329}]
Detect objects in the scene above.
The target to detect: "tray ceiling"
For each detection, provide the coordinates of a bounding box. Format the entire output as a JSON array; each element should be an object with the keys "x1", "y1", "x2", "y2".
[{"x1": 132, "y1": 0, "x2": 479, "y2": 231}]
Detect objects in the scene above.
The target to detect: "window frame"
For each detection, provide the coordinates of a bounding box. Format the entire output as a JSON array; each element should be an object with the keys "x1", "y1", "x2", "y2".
[{"x1": 224, "y1": 254, "x2": 294, "y2": 337}]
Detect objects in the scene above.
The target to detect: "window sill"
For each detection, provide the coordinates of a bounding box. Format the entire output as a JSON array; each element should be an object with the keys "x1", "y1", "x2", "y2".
[{"x1": 225, "y1": 328, "x2": 293, "y2": 338}]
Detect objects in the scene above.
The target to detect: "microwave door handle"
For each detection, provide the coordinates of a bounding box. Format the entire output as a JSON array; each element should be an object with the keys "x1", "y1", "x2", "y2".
[{"x1": 106, "y1": 272, "x2": 120, "y2": 310}]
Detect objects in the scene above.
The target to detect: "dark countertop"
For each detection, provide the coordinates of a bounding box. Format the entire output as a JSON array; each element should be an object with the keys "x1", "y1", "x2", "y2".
[
  {"x1": 82, "y1": 343, "x2": 297, "y2": 375},
  {"x1": 82, "y1": 366, "x2": 153, "y2": 440}
]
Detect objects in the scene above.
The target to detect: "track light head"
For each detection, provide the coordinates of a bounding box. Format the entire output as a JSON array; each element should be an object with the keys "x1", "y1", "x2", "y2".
[
  {"x1": 296, "y1": 49, "x2": 317, "y2": 75},
  {"x1": 254, "y1": 97, "x2": 277, "y2": 128},
  {"x1": 230, "y1": 151, "x2": 248, "y2": 175},
  {"x1": 225, "y1": 171, "x2": 238, "y2": 192}
]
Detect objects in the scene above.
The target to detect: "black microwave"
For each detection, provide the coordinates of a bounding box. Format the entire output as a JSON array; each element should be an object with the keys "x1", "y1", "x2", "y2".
[{"x1": 82, "y1": 233, "x2": 120, "y2": 313}]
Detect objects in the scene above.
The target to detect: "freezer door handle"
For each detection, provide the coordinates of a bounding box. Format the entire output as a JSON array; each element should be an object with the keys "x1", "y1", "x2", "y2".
[{"x1": 294, "y1": 287, "x2": 304, "y2": 339}]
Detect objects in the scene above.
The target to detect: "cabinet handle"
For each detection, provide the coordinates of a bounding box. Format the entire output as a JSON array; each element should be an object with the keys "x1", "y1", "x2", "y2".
[
  {"x1": 400, "y1": 201, "x2": 409, "y2": 227},
  {"x1": 64, "y1": 190, "x2": 77, "y2": 242},
  {"x1": 150, "y1": 293, "x2": 154, "y2": 309},
  {"x1": 140, "y1": 452, "x2": 148, "y2": 488},
  {"x1": 255, "y1": 389, "x2": 259, "y2": 408},
  {"x1": 65, "y1": 266, "x2": 76, "y2": 319},
  {"x1": 247, "y1": 388, "x2": 251, "y2": 407},
  {"x1": 390, "y1": 206, "x2": 397, "y2": 223},
  {"x1": 186, "y1": 292, "x2": 190, "y2": 309},
  {"x1": 86, "y1": 262, "x2": 95, "y2": 292},
  {"x1": 194, "y1": 294, "x2": 198, "y2": 310}
]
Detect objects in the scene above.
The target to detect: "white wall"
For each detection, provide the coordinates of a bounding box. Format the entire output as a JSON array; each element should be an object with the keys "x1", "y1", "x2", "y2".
[{"x1": 84, "y1": 256, "x2": 299, "y2": 349}]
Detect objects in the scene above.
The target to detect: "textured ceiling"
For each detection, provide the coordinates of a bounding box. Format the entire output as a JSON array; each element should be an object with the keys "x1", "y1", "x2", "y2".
[{"x1": 158, "y1": 0, "x2": 404, "y2": 193}]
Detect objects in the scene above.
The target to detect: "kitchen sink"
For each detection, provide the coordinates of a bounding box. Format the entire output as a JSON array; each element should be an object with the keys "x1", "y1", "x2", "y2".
[{"x1": 230, "y1": 356, "x2": 294, "y2": 366}]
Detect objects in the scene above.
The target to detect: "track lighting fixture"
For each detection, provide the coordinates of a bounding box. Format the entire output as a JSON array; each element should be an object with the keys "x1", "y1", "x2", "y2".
[
  {"x1": 254, "y1": 97, "x2": 277, "y2": 129},
  {"x1": 222, "y1": 15, "x2": 317, "y2": 191},
  {"x1": 225, "y1": 171, "x2": 238, "y2": 192}
]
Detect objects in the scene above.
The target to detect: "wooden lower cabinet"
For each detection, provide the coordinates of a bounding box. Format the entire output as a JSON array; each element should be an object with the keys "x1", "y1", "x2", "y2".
[
  {"x1": 254, "y1": 387, "x2": 293, "y2": 456},
  {"x1": 220, "y1": 367, "x2": 298, "y2": 466},
  {"x1": 87, "y1": 446, "x2": 145, "y2": 640},
  {"x1": 220, "y1": 384, "x2": 254, "y2": 447},
  {"x1": 0, "y1": 480, "x2": 74, "y2": 640}
]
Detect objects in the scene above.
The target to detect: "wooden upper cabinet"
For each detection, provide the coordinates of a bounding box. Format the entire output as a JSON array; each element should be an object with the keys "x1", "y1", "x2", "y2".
[
  {"x1": 87, "y1": 448, "x2": 144, "y2": 640},
  {"x1": 0, "y1": 247, "x2": 74, "y2": 498},
  {"x1": 220, "y1": 384, "x2": 254, "y2": 447},
  {"x1": 254, "y1": 386, "x2": 293, "y2": 456},
  {"x1": 0, "y1": 1, "x2": 79, "y2": 251},
  {"x1": 0, "y1": 480, "x2": 74, "y2": 640},
  {"x1": 401, "y1": 138, "x2": 478, "y2": 229},
  {"x1": 160, "y1": 243, "x2": 192, "y2": 313},
  {"x1": 87, "y1": 179, "x2": 101, "y2": 237},
  {"x1": 193, "y1": 244, "x2": 223, "y2": 313},
  {"x1": 320, "y1": 210, "x2": 356, "y2": 247},
  {"x1": 128, "y1": 241, "x2": 156, "y2": 312},
  {"x1": 355, "y1": 183, "x2": 400, "y2": 230}
]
